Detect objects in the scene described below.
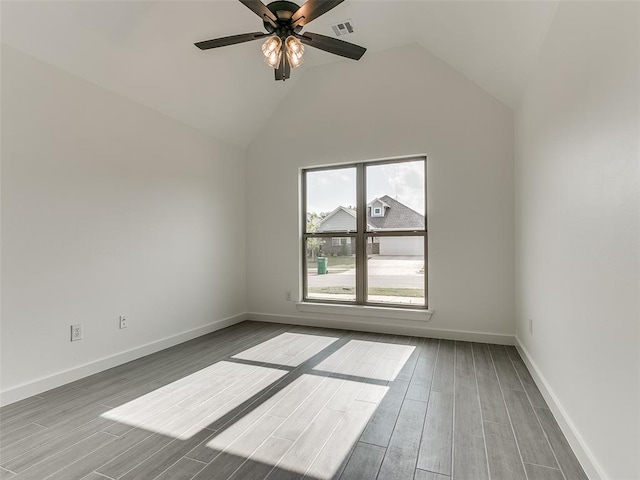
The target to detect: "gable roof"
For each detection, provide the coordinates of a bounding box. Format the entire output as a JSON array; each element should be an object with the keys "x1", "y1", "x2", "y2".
[
  {"x1": 313, "y1": 206, "x2": 366, "y2": 232},
  {"x1": 368, "y1": 198, "x2": 390, "y2": 209},
  {"x1": 367, "y1": 195, "x2": 424, "y2": 230}
]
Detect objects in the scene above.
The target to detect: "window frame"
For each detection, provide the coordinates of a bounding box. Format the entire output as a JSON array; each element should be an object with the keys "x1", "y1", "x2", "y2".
[{"x1": 301, "y1": 157, "x2": 428, "y2": 309}]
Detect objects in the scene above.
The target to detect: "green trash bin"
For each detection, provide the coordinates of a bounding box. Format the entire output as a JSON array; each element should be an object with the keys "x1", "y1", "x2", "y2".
[{"x1": 317, "y1": 257, "x2": 327, "y2": 275}]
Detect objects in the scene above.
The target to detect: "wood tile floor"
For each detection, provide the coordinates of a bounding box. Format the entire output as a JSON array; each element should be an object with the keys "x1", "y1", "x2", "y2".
[{"x1": 0, "y1": 321, "x2": 589, "y2": 480}]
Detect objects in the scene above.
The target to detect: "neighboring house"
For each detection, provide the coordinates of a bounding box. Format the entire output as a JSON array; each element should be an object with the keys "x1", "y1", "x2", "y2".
[{"x1": 313, "y1": 195, "x2": 424, "y2": 256}]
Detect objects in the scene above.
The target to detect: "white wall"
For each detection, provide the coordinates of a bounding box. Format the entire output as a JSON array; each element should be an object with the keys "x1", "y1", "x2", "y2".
[
  {"x1": 515, "y1": 3, "x2": 640, "y2": 479},
  {"x1": 1, "y1": 45, "x2": 247, "y2": 403},
  {"x1": 246, "y1": 44, "x2": 515, "y2": 340}
]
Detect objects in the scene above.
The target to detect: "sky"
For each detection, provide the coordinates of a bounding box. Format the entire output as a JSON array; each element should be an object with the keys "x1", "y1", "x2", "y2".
[{"x1": 306, "y1": 160, "x2": 425, "y2": 215}]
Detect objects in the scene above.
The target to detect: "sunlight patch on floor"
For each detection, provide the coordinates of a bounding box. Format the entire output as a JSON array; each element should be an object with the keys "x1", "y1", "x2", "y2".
[
  {"x1": 313, "y1": 339, "x2": 415, "y2": 382},
  {"x1": 232, "y1": 332, "x2": 339, "y2": 366},
  {"x1": 101, "y1": 361, "x2": 286, "y2": 437},
  {"x1": 204, "y1": 375, "x2": 387, "y2": 480}
]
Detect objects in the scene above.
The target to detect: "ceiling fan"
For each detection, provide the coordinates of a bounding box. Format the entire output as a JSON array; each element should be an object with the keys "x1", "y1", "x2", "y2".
[{"x1": 194, "y1": 0, "x2": 366, "y2": 81}]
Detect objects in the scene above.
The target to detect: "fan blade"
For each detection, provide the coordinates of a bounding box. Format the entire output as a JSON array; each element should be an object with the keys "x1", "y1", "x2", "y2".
[
  {"x1": 296, "y1": 31, "x2": 366, "y2": 60},
  {"x1": 195, "y1": 32, "x2": 269, "y2": 50},
  {"x1": 291, "y1": 0, "x2": 344, "y2": 27},
  {"x1": 239, "y1": 0, "x2": 277, "y2": 23}
]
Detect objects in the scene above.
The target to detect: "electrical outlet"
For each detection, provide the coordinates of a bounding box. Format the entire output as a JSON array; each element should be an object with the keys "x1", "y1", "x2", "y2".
[
  {"x1": 119, "y1": 315, "x2": 128, "y2": 329},
  {"x1": 529, "y1": 318, "x2": 533, "y2": 335},
  {"x1": 71, "y1": 324, "x2": 82, "y2": 342},
  {"x1": 285, "y1": 291, "x2": 292, "y2": 302}
]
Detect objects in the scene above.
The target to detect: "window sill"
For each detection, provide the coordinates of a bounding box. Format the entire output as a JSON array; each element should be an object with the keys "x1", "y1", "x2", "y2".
[{"x1": 295, "y1": 302, "x2": 434, "y2": 322}]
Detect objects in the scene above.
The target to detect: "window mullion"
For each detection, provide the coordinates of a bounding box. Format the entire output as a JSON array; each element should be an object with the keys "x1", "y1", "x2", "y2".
[{"x1": 356, "y1": 163, "x2": 367, "y2": 304}]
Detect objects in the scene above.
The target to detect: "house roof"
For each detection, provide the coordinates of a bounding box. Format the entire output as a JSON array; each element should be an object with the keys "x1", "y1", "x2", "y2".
[
  {"x1": 367, "y1": 196, "x2": 424, "y2": 230},
  {"x1": 314, "y1": 196, "x2": 424, "y2": 232},
  {"x1": 368, "y1": 198, "x2": 390, "y2": 209},
  {"x1": 314, "y1": 206, "x2": 370, "y2": 232}
]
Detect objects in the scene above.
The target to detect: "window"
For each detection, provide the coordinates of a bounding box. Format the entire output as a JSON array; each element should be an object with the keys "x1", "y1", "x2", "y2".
[{"x1": 302, "y1": 157, "x2": 427, "y2": 308}]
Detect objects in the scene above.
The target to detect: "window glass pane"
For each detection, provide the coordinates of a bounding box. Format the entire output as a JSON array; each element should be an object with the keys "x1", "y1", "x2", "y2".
[
  {"x1": 306, "y1": 238, "x2": 355, "y2": 302},
  {"x1": 367, "y1": 236, "x2": 425, "y2": 306},
  {"x1": 366, "y1": 160, "x2": 425, "y2": 231},
  {"x1": 306, "y1": 168, "x2": 356, "y2": 233}
]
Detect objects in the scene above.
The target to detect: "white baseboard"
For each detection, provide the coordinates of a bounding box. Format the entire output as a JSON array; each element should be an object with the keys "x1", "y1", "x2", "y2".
[
  {"x1": 248, "y1": 312, "x2": 515, "y2": 345},
  {"x1": 0, "y1": 311, "x2": 512, "y2": 406},
  {"x1": 515, "y1": 336, "x2": 605, "y2": 480},
  {"x1": 0, "y1": 313, "x2": 248, "y2": 407}
]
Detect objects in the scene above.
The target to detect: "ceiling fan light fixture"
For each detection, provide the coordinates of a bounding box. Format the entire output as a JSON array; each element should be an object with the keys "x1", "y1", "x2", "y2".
[
  {"x1": 285, "y1": 36, "x2": 304, "y2": 68},
  {"x1": 262, "y1": 36, "x2": 282, "y2": 67},
  {"x1": 264, "y1": 49, "x2": 282, "y2": 68}
]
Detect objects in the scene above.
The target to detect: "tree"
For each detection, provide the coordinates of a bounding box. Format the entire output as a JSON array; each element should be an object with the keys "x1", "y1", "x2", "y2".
[{"x1": 306, "y1": 212, "x2": 323, "y2": 259}]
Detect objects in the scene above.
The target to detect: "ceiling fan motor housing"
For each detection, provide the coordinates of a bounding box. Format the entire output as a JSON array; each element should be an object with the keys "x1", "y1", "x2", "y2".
[{"x1": 264, "y1": 0, "x2": 303, "y2": 37}]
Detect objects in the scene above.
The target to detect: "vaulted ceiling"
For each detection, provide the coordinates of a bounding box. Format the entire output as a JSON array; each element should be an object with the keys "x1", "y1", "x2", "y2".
[{"x1": 1, "y1": 1, "x2": 558, "y2": 147}]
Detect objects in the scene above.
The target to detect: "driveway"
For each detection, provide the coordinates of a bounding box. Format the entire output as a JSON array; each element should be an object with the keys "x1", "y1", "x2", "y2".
[
  {"x1": 308, "y1": 255, "x2": 424, "y2": 289},
  {"x1": 367, "y1": 255, "x2": 423, "y2": 275}
]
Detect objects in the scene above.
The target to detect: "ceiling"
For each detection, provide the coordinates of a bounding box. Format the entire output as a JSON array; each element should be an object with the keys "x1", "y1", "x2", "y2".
[{"x1": 1, "y1": 1, "x2": 558, "y2": 147}]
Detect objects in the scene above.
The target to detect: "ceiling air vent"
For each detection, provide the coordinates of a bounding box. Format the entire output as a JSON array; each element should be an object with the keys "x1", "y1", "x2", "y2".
[{"x1": 330, "y1": 19, "x2": 355, "y2": 37}]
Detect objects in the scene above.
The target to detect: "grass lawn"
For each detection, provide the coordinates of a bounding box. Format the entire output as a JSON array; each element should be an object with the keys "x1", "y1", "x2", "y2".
[
  {"x1": 307, "y1": 256, "x2": 355, "y2": 273},
  {"x1": 325, "y1": 256, "x2": 355, "y2": 267},
  {"x1": 308, "y1": 286, "x2": 425, "y2": 298}
]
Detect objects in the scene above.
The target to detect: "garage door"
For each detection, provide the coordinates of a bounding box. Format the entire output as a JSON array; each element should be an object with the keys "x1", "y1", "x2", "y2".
[{"x1": 378, "y1": 236, "x2": 423, "y2": 255}]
